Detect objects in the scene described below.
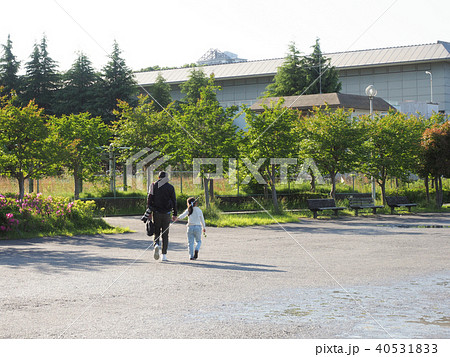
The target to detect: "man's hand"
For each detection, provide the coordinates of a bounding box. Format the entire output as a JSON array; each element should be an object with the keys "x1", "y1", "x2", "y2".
[{"x1": 172, "y1": 215, "x2": 178, "y2": 222}]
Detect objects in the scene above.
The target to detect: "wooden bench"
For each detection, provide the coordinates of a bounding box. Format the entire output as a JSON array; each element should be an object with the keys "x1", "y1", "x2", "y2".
[
  {"x1": 385, "y1": 196, "x2": 417, "y2": 214},
  {"x1": 307, "y1": 198, "x2": 345, "y2": 219},
  {"x1": 349, "y1": 195, "x2": 384, "y2": 216}
]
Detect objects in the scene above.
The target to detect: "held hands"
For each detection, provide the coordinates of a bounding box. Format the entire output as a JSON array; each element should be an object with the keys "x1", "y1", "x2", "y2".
[{"x1": 172, "y1": 215, "x2": 178, "y2": 222}]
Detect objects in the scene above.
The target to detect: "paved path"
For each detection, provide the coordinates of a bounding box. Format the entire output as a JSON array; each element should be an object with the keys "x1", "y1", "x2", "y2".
[{"x1": 0, "y1": 213, "x2": 449, "y2": 338}]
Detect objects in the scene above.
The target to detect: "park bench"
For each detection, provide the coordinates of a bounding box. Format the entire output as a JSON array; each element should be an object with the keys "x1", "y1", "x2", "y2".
[
  {"x1": 385, "y1": 196, "x2": 417, "y2": 214},
  {"x1": 307, "y1": 198, "x2": 345, "y2": 219},
  {"x1": 349, "y1": 195, "x2": 384, "y2": 216}
]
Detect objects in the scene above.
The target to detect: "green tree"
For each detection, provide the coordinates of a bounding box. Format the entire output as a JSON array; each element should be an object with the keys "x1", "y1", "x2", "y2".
[
  {"x1": 0, "y1": 35, "x2": 21, "y2": 96},
  {"x1": 303, "y1": 38, "x2": 341, "y2": 94},
  {"x1": 241, "y1": 99, "x2": 299, "y2": 211},
  {"x1": 299, "y1": 106, "x2": 364, "y2": 198},
  {"x1": 179, "y1": 69, "x2": 209, "y2": 104},
  {"x1": 359, "y1": 110, "x2": 427, "y2": 204},
  {"x1": 174, "y1": 75, "x2": 239, "y2": 207},
  {"x1": 49, "y1": 112, "x2": 111, "y2": 199},
  {"x1": 57, "y1": 52, "x2": 100, "y2": 116},
  {"x1": 112, "y1": 95, "x2": 171, "y2": 152},
  {"x1": 0, "y1": 94, "x2": 57, "y2": 199},
  {"x1": 148, "y1": 73, "x2": 172, "y2": 110},
  {"x1": 264, "y1": 42, "x2": 307, "y2": 97},
  {"x1": 23, "y1": 35, "x2": 60, "y2": 114},
  {"x1": 99, "y1": 40, "x2": 137, "y2": 123}
]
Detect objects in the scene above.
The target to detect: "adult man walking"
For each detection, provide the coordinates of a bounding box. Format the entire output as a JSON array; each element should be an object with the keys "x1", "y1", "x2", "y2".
[{"x1": 147, "y1": 171, "x2": 177, "y2": 261}]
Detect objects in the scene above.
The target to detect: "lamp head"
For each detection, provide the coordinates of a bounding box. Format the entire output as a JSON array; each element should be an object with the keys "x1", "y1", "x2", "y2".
[{"x1": 365, "y1": 85, "x2": 377, "y2": 98}]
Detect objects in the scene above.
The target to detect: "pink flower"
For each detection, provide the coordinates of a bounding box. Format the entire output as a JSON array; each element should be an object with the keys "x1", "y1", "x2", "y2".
[
  {"x1": 6, "y1": 213, "x2": 13, "y2": 219},
  {"x1": 0, "y1": 226, "x2": 6, "y2": 231}
]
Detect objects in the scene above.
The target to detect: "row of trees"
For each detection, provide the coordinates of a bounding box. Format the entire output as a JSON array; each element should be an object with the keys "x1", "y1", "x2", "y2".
[
  {"x1": 1, "y1": 37, "x2": 448, "y2": 209},
  {"x1": 113, "y1": 73, "x2": 449, "y2": 210},
  {"x1": 0, "y1": 94, "x2": 110, "y2": 200},
  {"x1": 0, "y1": 35, "x2": 136, "y2": 122},
  {"x1": 1, "y1": 72, "x2": 448, "y2": 208}
]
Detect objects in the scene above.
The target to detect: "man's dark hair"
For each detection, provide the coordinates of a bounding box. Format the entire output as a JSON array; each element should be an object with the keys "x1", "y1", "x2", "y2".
[{"x1": 158, "y1": 171, "x2": 167, "y2": 178}]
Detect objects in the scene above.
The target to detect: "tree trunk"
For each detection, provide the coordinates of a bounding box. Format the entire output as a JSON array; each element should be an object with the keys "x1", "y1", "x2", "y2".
[
  {"x1": 268, "y1": 164, "x2": 279, "y2": 212},
  {"x1": 425, "y1": 176, "x2": 430, "y2": 203},
  {"x1": 309, "y1": 169, "x2": 316, "y2": 192},
  {"x1": 329, "y1": 172, "x2": 336, "y2": 199},
  {"x1": 18, "y1": 173, "x2": 25, "y2": 201},
  {"x1": 380, "y1": 180, "x2": 387, "y2": 205},
  {"x1": 436, "y1": 176, "x2": 443, "y2": 208},
  {"x1": 209, "y1": 179, "x2": 214, "y2": 201},
  {"x1": 74, "y1": 169, "x2": 81, "y2": 200},
  {"x1": 203, "y1": 176, "x2": 210, "y2": 209}
]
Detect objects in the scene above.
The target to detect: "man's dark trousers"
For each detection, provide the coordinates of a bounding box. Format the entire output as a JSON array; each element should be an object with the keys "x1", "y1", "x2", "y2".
[{"x1": 153, "y1": 211, "x2": 171, "y2": 254}]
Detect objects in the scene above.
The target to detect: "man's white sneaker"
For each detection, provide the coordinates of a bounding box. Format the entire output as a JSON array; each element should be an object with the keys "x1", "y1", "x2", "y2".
[
  {"x1": 153, "y1": 245, "x2": 160, "y2": 260},
  {"x1": 161, "y1": 254, "x2": 168, "y2": 261}
]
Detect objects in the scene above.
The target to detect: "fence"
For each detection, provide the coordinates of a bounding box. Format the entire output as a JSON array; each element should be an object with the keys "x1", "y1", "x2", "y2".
[{"x1": 1, "y1": 170, "x2": 382, "y2": 199}]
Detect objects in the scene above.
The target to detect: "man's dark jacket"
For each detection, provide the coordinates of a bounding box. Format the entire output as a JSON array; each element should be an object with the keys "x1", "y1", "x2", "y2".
[{"x1": 147, "y1": 179, "x2": 177, "y2": 216}]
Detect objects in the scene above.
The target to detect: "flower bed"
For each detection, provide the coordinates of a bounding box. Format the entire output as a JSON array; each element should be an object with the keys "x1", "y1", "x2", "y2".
[{"x1": 0, "y1": 193, "x2": 105, "y2": 238}]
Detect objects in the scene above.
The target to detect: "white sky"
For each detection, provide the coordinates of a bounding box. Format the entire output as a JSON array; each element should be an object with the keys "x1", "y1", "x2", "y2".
[{"x1": 1, "y1": 0, "x2": 449, "y2": 73}]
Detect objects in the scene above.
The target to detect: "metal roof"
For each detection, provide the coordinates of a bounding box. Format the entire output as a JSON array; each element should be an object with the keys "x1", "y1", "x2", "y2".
[
  {"x1": 135, "y1": 41, "x2": 450, "y2": 86},
  {"x1": 249, "y1": 93, "x2": 395, "y2": 112}
]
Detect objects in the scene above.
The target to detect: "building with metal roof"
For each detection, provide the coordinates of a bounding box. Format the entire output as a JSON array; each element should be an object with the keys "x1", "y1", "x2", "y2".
[
  {"x1": 250, "y1": 93, "x2": 395, "y2": 116},
  {"x1": 135, "y1": 41, "x2": 450, "y2": 115}
]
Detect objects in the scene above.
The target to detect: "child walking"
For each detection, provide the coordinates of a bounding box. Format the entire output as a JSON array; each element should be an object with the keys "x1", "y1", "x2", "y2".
[{"x1": 177, "y1": 197, "x2": 206, "y2": 260}]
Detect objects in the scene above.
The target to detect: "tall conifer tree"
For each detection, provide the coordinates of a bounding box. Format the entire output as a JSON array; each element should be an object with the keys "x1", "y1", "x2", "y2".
[
  {"x1": 23, "y1": 35, "x2": 60, "y2": 113},
  {"x1": 303, "y1": 38, "x2": 341, "y2": 94},
  {"x1": 58, "y1": 52, "x2": 100, "y2": 115},
  {"x1": 0, "y1": 35, "x2": 21, "y2": 95},
  {"x1": 100, "y1": 40, "x2": 137, "y2": 123}
]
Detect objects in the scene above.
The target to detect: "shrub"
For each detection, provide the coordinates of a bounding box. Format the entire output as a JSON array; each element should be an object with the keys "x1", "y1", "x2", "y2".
[{"x1": 0, "y1": 193, "x2": 104, "y2": 238}]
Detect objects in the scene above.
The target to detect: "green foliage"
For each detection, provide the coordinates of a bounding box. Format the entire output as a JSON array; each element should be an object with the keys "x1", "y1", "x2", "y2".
[
  {"x1": 241, "y1": 100, "x2": 299, "y2": 209},
  {"x1": 264, "y1": 40, "x2": 341, "y2": 97},
  {"x1": 299, "y1": 106, "x2": 364, "y2": 197},
  {"x1": 57, "y1": 52, "x2": 100, "y2": 116},
  {"x1": 23, "y1": 35, "x2": 60, "y2": 114},
  {"x1": 264, "y1": 42, "x2": 306, "y2": 97},
  {"x1": 359, "y1": 110, "x2": 428, "y2": 202},
  {"x1": 49, "y1": 112, "x2": 111, "y2": 199},
  {"x1": 0, "y1": 35, "x2": 21, "y2": 95},
  {"x1": 303, "y1": 38, "x2": 341, "y2": 94},
  {"x1": 0, "y1": 94, "x2": 58, "y2": 199},
  {"x1": 147, "y1": 73, "x2": 172, "y2": 110},
  {"x1": 112, "y1": 95, "x2": 171, "y2": 152},
  {"x1": 179, "y1": 69, "x2": 209, "y2": 104},
  {"x1": 99, "y1": 41, "x2": 137, "y2": 123},
  {"x1": 174, "y1": 75, "x2": 239, "y2": 162}
]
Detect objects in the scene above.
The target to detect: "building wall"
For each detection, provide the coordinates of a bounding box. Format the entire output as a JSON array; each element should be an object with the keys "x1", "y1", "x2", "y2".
[
  {"x1": 142, "y1": 61, "x2": 449, "y2": 115},
  {"x1": 339, "y1": 62, "x2": 448, "y2": 113}
]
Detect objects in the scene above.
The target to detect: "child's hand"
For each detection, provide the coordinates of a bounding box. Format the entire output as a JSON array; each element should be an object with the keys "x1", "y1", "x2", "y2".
[{"x1": 203, "y1": 228, "x2": 206, "y2": 233}]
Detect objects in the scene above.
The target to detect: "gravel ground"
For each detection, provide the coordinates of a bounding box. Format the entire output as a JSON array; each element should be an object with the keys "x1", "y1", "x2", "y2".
[{"x1": 0, "y1": 213, "x2": 449, "y2": 339}]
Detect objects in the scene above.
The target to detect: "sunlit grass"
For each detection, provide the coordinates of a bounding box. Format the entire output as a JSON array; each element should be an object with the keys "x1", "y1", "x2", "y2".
[{"x1": 206, "y1": 211, "x2": 302, "y2": 227}]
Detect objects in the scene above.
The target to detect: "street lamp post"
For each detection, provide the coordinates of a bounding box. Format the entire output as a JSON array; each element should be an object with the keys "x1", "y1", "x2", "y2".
[
  {"x1": 365, "y1": 85, "x2": 377, "y2": 202},
  {"x1": 425, "y1": 71, "x2": 433, "y2": 103}
]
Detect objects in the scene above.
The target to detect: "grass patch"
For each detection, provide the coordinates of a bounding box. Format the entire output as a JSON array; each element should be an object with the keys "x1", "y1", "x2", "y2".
[
  {"x1": 206, "y1": 211, "x2": 302, "y2": 227},
  {"x1": 0, "y1": 219, "x2": 131, "y2": 240}
]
